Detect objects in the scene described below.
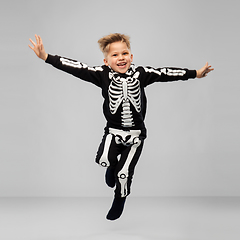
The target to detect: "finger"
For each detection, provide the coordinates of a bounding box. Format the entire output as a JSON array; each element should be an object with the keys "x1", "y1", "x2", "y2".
[
  {"x1": 35, "y1": 34, "x2": 39, "y2": 44},
  {"x1": 29, "y1": 38, "x2": 36, "y2": 46},
  {"x1": 207, "y1": 66, "x2": 214, "y2": 71},
  {"x1": 28, "y1": 44, "x2": 34, "y2": 50},
  {"x1": 204, "y1": 68, "x2": 214, "y2": 76},
  {"x1": 202, "y1": 62, "x2": 208, "y2": 72},
  {"x1": 39, "y1": 35, "x2": 43, "y2": 45},
  {"x1": 202, "y1": 72, "x2": 207, "y2": 77},
  {"x1": 202, "y1": 68, "x2": 208, "y2": 77}
]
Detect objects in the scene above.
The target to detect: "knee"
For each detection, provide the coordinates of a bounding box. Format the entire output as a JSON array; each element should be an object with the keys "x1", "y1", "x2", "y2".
[
  {"x1": 96, "y1": 155, "x2": 110, "y2": 167},
  {"x1": 118, "y1": 171, "x2": 128, "y2": 180}
]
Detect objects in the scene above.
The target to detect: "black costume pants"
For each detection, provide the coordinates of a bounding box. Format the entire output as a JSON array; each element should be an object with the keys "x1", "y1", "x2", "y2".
[{"x1": 96, "y1": 128, "x2": 144, "y2": 198}]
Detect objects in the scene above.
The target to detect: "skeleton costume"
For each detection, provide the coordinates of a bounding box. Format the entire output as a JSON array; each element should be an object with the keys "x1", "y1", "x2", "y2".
[{"x1": 45, "y1": 54, "x2": 196, "y2": 220}]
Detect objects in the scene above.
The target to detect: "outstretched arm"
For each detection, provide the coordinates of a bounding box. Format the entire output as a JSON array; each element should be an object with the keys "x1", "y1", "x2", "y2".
[
  {"x1": 28, "y1": 34, "x2": 48, "y2": 61},
  {"x1": 196, "y1": 62, "x2": 214, "y2": 78}
]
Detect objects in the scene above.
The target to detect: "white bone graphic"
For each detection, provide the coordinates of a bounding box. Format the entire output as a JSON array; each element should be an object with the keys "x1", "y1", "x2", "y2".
[
  {"x1": 109, "y1": 128, "x2": 141, "y2": 197},
  {"x1": 98, "y1": 133, "x2": 112, "y2": 167},
  {"x1": 108, "y1": 72, "x2": 141, "y2": 127},
  {"x1": 117, "y1": 137, "x2": 141, "y2": 197}
]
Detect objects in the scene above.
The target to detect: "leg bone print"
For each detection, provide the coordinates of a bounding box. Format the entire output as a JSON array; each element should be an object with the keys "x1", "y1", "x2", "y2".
[
  {"x1": 110, "y1": 128, "x2": 142, "y2": 197},
  {"x1": 96, "y1": 128, "x2": 143, "y2": 198},
  {"x1": 108, "y1": 72, "x2": 141, "y2": 127},
  {"x1": 117, "y1": 138, "x2": 141, "y2": 197}
]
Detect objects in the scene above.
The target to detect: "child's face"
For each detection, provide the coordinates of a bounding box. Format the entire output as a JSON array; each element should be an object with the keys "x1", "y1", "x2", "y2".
[{"x1": 104, "y1": 41, "x2": 133, "y2": 74}]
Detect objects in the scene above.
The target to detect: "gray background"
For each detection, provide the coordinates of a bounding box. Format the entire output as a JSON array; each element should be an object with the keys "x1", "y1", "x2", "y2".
[{"x1": 0, "y1": 0, "x2": 239, "y2": 197}]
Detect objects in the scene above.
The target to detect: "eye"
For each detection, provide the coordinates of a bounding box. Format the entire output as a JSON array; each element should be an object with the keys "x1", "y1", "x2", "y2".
[
  {"x1": 112, "y1": 54, "x2": 117, "y2": 57},
  {"x1": 123, "y1": 52, "x2": 128, "y2": 55}
]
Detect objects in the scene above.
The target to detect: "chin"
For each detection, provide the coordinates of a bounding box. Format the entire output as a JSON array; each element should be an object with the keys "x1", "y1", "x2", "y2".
[
  {"x1": 118, "y1": 69, "x2": 128, "y2": 74},
  {"x1": 116, "y1": 66, "x2": 130, "y2": 74}
]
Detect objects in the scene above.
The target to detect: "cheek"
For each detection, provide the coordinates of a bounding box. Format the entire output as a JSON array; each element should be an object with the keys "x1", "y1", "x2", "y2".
[
  {"x1": 111, "y1": 59, "x2": 117, "y2": 65},
  {"x1": 126, "y1": 55, "x2": 132, "y2": 63},
  {"x1": 107, "y1": 60, "x2": 114, "y2": 66}
]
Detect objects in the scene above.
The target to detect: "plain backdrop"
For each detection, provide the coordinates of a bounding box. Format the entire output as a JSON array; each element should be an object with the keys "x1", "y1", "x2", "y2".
[{"x1": 0, "y1": 0, "x2": 239, "y2": 197}]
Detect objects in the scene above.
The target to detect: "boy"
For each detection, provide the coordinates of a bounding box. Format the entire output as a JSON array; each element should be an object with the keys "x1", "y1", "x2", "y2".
[{"x1": 29, "y1": 33, "x2": 214, "y2": 220}]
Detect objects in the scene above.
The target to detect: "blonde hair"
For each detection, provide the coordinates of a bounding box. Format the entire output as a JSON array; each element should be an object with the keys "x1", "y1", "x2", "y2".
[{"x1": 98, "y1": 33, "x2": 131, "y2": 57}]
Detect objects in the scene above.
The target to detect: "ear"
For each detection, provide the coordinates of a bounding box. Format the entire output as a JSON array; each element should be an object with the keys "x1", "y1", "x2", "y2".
[
  {"x1": 130, "y1": 54, "x2": 133, "y2": 62},
  {"x1": 103, "y1": 58, "x2": 109, "y2": 66}
]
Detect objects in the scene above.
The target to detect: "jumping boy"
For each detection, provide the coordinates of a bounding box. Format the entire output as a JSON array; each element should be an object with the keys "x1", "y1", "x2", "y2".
[{"x1": 29, "y1": 33, "x2": 214, "y2": 220}]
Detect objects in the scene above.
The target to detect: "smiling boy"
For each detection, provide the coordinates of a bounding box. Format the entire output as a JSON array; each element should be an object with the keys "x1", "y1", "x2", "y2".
[
  {"x1": 29, "y1": 33, "x2": 213, "y2": 220},
  {"x1": 102, "y1": 42, "x2": 133, "y2": 74}
]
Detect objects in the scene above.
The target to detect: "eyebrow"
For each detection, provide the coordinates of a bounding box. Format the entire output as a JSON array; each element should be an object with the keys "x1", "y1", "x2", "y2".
[{"x1": 112, "y1": 49, "x2": 129, "y2": 53}]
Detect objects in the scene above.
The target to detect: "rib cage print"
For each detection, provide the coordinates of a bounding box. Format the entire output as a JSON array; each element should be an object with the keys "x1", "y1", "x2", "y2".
[{"x1": 108, "y1": 72, "x2": 141, "y2": 128}]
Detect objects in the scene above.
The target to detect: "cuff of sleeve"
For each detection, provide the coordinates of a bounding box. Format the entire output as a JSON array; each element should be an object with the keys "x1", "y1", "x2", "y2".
[
  {"x1": 188, "y1": 70, "x2": 197, "y2": 79},
  {"x1": 45, "y1": 54, "x2": 53, "y2": 64}
]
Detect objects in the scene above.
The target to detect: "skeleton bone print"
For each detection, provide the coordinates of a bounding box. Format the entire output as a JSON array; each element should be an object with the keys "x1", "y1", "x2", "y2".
[
  {"x1": 46, "y1": 54, "x2": 197, "y2": 209},
  {"x1": 108, "y1": 71, "x2": 141, "y2": 127},
  {"x1": 46, "y1": 55, "x2": 197, "y2": 132}
]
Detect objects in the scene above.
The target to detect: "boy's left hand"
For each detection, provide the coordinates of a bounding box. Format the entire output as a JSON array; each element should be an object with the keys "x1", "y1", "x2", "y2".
[{"x1": 196, "y1": 62, "x2": 214, "y2": 78}]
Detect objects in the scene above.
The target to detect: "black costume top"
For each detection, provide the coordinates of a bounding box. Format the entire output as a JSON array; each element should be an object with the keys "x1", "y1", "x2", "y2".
[{"x1": 46, "y1": 54, "x2": 196, "y2": 137}]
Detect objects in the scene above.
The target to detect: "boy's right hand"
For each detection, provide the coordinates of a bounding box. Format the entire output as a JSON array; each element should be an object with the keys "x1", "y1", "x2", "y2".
[{"x1": 28, "y1": 34, "x2": 48, "y2": 61}]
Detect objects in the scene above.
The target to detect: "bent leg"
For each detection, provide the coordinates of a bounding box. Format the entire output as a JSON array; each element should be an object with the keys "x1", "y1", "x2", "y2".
[
  {"x1": 115, "y1": 137, "x2": 144, "y2": 198},
  {"x1": 105, "y1": 166, "x2": 116, "y2": 188},
  {"x1": 95, "y1": 133, "x2": 122, "y2": 187},
  {"x1": 95, "y1": 133, "x2": 113, "y2": 167},
  {"x1": 107, "y1": 138, "x2": 144, "y2": 220}
]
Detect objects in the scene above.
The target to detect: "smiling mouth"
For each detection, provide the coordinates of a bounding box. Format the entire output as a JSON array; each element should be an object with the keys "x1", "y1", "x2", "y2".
[{"x1": 117, "y1": 62, "x2": 127, "y2": 67}]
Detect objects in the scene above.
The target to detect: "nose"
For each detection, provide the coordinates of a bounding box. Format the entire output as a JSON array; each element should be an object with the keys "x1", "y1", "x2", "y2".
[{"x1": 118, "y1": 54, "x2": 124, "y2": 60}]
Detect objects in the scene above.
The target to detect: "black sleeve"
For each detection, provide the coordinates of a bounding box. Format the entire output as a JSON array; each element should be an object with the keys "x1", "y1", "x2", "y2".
[
  {"x1": 140, "y1": 66, "x2": 197, "y2": 87},
  {"x1": 45, "y1": 54, "x2": 104, "y2": 87}
]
